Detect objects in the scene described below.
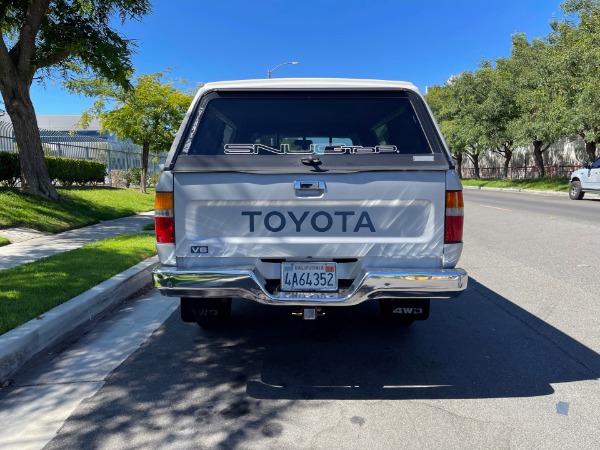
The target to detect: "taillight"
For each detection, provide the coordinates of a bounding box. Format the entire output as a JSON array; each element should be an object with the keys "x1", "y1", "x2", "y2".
[
  {"x1": 445, "y1": 190, "x2": 464, "y2": 243},
  {"x1": 155, "y1": 192, "x2": 174, "y2": 244}
]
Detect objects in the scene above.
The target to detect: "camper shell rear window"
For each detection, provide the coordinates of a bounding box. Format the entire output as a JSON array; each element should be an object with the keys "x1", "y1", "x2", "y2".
[{"x1": 172, "y1": 90, "x2": 451, "y2": 172}]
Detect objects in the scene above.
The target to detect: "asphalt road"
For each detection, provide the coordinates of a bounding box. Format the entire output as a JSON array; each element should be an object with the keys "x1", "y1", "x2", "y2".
[
  {"x1": 2, "y1": 189, "x2": 600, "y2": 449},
  {"x1": 464, "y1": 187, "x2": 600, "y2": 225}
]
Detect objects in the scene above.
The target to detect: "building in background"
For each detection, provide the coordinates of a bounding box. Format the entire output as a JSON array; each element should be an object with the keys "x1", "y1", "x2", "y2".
[
  {"x1": 1, "y1": 114, "x2": 106, "y2": 138},
  {"x1": 35, "y1": 115, "x2": 105, "y2": 137}
]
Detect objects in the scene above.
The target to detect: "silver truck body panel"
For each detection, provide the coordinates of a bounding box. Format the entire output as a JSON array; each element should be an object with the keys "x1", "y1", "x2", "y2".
[{"x1": 173, "y1": 171, "x2": 445, "y2": 262}]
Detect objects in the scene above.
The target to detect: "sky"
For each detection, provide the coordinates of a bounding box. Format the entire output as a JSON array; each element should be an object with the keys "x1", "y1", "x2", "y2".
[{"x1": 29, "y1": 0, "x2": 567, "y2": 115}]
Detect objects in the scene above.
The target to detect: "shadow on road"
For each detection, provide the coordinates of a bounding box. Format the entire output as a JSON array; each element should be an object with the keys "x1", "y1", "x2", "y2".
[
  {"x1": 43, "y1": 277, "x2": 600, "y2": 448},
  {"x1": 245, "y1": 277, "x2": 600, "y2": 400}
]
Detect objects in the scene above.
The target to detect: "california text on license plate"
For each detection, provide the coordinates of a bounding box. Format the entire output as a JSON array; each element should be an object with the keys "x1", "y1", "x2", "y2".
[{"x1": 281, "y1": 262, "x2": 337, "y2": 291}]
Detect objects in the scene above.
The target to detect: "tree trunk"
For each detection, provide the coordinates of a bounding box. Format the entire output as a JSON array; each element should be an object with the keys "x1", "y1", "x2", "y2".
[
  {"x1": 492, "y1": 146, "x2": 514, "y2": 179},
  {"x1": 584, "y1": 141, "x2": 596, "y2": 162},
  {"x1": 141, "y1": 141, "x2": 149, "y2": 194},
  {"x1": 466, "y1": 152, "x2": 480, "y2": 179},
  {"x1": 1, "y1": 80, "x2": 59, "y2": 200},
  {"x1": 532, "y1": 140, "x2": 546, "y2": 178},
  {"x1": 454, "y1": 151, "x2": 463, "y2": 179},
  {"x1": 503, "y1": 152, "x2": 512, "y2": 179},
  {"x1": 503, "y1": 141, "x2": 513, "y2": 179}
]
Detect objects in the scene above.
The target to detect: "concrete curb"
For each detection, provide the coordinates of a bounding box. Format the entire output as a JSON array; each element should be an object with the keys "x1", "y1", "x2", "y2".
[
  {"x1": 463, "y1": 185, "x2": 600, "y2": 199},
  {"x1": 0, "y1": 256, "x2": 158, "y2": 383}
]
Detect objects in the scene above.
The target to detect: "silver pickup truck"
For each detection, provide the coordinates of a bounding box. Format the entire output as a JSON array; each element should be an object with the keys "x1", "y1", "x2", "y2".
[
  {"x1": 153, "y1": 79, "x2": 468, "y2": 327},
  {"x1": 569, "y1": 157, "x2": 600, "y2": 199}
]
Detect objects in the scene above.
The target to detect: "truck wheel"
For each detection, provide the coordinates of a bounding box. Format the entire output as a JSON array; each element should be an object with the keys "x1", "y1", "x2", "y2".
[
  {"x1": 379, "y1": 299, "x2": 430, "y2": 326},
  {"x1": 569, "y1": 180, "x2": 584, "y2": 200},
  {"x1": 180, "y1": 297, "x2": 232, "y2": 328}
]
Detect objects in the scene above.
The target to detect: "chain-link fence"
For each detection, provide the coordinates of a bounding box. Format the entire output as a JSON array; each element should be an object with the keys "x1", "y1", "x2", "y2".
[{"x1": 0, "y1": 121, "x2": 167, "y2": 185}]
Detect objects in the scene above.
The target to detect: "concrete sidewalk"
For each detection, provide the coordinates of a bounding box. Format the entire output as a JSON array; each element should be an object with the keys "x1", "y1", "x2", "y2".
[
  {"x1": 0, "y1": 212, "x2": 154, "y2": 271},
  {"x1": 0, "y1": 211, "x2": 159, "y2": 382}
]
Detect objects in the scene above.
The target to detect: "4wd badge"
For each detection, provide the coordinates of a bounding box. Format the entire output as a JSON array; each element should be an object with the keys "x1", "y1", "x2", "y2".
[{"x1": 191, "y1": 246, "x2": 208, "y2": 254}]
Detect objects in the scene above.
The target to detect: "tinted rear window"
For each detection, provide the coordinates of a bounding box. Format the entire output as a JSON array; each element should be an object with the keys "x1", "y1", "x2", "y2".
[{"x1": 183, "y1": 92, "x2": 433, "y2": 156}]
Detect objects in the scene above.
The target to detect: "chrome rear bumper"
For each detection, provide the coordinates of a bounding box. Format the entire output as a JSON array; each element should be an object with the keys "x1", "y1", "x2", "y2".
[{"x1": 153, "y1": 266, "x2": 468, "y2": 306}]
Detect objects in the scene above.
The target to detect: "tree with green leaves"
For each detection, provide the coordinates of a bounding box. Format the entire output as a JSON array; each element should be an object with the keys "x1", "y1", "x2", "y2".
[
  {"x1": 68, "y1": 71, "x2": 194, "y2": 193},
  {"x1": 503, "y1": 33, "x2": 567, "y2": 177},
  {"x1": 426, "y1": 83, "x2": 467, "y2": 177},
  {"x1": 427, "y1": 71, "x2": 491, "y2": 179},
  {"x1": 0, "y1": 0, "x2": 151, "y2": 200},
  {"x1": 549, "y1": 0, "x2": 600, "y2": 162},
  {"x1": 472, "y1": 62, "x2": 520, "y2": 178},
  {"x1": 429, "y1": 0, "x2": 600, "y2": 179}
]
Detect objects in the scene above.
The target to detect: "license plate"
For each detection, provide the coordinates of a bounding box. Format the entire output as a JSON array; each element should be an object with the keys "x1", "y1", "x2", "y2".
[{"x1": 281, "y1": 262, "x2": 337, "y2": 291}]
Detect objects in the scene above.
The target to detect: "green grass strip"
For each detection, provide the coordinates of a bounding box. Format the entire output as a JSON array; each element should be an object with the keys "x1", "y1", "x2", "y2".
[
  {"x1": 0, "y1": 233, "x2": 156, "y2": 335},
  {"x1": 0, "y1": 237, "x2": 10, "y2": 247},
  {"x1": 0, "y1": 187, "x2": 155, "y2": 233},
  {"x1": 461, "y1": 177, "x2": 570, "y2": 192}
]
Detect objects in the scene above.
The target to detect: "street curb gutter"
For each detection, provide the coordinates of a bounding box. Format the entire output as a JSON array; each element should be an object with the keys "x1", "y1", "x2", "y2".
[
  {"x1": 0, "y1": 256, "x2": 159, "y2": 383},
  {"x1": 463, "y1": 185, "x2": 568, "y2": 197}
]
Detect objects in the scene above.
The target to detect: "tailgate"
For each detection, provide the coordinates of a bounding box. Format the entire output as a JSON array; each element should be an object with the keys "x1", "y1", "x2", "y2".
[{"x1": 173, "y1": 171, "x2": 445, "y2": 262}]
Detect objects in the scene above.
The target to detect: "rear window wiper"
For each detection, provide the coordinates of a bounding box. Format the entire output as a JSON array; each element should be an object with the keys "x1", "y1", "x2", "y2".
[{"x1": 301, "y1": 155, "x2": 321, "y2": 165}]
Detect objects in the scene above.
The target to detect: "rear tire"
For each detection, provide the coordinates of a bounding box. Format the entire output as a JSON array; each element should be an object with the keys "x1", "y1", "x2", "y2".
[
  {"x1": 569, "y1": 180, "x2": 584, "y2": 200},
  {"x1": 379, "y1": 298, "x2": 430, "y2": 326},
  {"x1": 180, "y1": 297, "x2": 232, "y2": 328}
]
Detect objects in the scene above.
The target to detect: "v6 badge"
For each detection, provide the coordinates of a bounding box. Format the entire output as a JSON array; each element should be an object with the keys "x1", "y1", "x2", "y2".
[{"x1": 191, "y1": 246, "x2": 208, "y2": 254}]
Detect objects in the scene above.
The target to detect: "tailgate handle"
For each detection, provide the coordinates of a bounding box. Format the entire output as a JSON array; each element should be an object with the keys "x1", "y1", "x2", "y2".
[{"x1": 294, "y1": 180, "x2": 325, "y2": 196}]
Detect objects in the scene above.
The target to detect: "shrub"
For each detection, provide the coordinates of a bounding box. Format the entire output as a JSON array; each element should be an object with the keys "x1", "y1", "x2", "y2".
[
  {"x1": 148, "y1": 171, "x2": 161, "y2": 187},
  {"x1": 0, "y1": 152, "x2": 20, "y2": 186},
  {"x1": 126, "y1": 167, "x2": 142, "y2": 186},
  {"x1": 110, "y1": 170, "x2": 129, "y2": 188},
  {"x1": 46, "y1": 157, "x2": 106, "y2": 186},
  {"x1": 112, "y1": 168, "x2": 160, "y2": 188},
  {"x1": 0, "y1": 153, "x2": 105, "y2": 186}
]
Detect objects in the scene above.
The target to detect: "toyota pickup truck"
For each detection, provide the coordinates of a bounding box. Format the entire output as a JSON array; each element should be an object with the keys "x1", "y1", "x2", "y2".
[{"x1": 152, "y1": 78, "x2": 468, "y2": 327}]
